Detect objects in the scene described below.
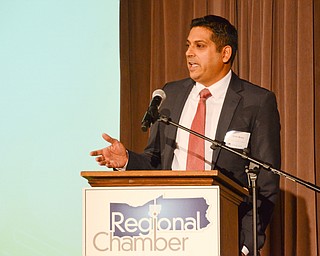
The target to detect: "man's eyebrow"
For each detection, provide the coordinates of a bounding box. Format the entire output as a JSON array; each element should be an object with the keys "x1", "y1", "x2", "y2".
[{"x1": 186, "y1": 39, "x2": 208, "y2": 44}]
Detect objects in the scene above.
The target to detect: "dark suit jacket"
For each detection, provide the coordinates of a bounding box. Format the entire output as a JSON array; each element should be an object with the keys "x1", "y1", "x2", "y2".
[{"x1": 127, "y1": 72, "x2": 281, "y2": 254}]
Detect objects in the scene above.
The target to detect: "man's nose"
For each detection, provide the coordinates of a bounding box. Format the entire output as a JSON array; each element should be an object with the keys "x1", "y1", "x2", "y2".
[{"x1": 186, "y1": 46, "x2": 194, "y2": 57}]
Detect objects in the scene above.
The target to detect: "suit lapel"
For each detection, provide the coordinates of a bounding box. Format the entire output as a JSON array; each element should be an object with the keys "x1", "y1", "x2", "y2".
[
  {"x1": 212, "y1": 73, "x2": 242, "y2": 168},
  {"x1": 170, "y1": 79, "x2": 195, "y2": 123}
]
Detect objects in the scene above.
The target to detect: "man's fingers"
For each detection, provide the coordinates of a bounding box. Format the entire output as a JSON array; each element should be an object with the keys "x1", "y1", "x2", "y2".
[
  {"x1": 90, "y1": 133, "x2": 124, "y2": 168},
  {"x1": 90, "y1": 133, "x2": 116, "y2": 156},
  {"x1": 90, "y1": 150, "x2": 102, "y2": 156},
  {"x1": 102, "y1": 133, "x2": 117, "y2": 144},
  {"x1": 90, "y1": 151, "x2": 97, "y2": 156}
]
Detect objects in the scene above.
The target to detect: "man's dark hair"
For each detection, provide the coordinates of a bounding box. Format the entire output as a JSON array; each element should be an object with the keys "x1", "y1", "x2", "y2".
[{"x1": 191, "y1": 15, "x2": 238, "y2": 64}]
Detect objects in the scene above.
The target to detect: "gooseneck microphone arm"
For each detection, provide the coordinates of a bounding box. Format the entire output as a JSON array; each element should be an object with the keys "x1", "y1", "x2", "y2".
[{"x1": 158, "y1": 114, "x2": 320, "y2": 192}]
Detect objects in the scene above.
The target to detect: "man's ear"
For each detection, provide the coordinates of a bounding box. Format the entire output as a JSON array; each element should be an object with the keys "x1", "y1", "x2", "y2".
[{"x1": 222, "y1": 45, "x2": 232, "y2": 63}]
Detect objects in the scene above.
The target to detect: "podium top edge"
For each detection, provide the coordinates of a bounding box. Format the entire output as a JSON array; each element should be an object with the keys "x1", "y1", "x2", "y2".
[
  {"x1": 81, "y1": 170, "x2": 219, "y2": 177},
  {"x1": 80, "y1": 170, "x2": 248, "y2": 196}
]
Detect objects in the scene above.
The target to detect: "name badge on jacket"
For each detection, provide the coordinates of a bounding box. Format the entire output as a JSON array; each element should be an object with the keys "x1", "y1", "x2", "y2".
[{"x1": 224, "y1": 130, "x2": 250, "y2": 149}]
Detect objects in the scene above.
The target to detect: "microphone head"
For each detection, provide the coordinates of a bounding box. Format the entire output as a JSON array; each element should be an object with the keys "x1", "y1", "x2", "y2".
[
  {"x1": 152, "y1": 89, "x2": 166, "y2": 101},
  {"x1": 141, "y1": 89, "x2": 167, "y2": 132},
  {"x1": 152, "y1": 89, "x2": 166, "y2": 108}
]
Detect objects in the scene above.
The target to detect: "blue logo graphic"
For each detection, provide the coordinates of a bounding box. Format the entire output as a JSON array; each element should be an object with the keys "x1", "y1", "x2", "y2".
[{"x1": 109, "y1": 195, "x2": 210, "y2": 237}]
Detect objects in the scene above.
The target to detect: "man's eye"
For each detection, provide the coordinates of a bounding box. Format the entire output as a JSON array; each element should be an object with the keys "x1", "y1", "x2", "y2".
[{"x1": 197, "y1": 44, "x2": 205, "y2": 48}]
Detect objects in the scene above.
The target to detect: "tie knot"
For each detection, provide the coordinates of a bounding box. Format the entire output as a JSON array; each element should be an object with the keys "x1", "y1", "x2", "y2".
[{"x1": 199, "y1": 88, "x2": 212, "y2": 100}]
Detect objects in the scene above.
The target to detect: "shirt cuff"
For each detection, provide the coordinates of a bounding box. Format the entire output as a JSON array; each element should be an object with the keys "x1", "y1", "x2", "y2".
[{"x1": 115, "y1": 150, "x2": 129, "y2": 171}]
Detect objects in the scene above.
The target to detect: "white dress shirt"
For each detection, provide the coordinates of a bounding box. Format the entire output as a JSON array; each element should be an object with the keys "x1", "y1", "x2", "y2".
[{"x1": 172, "y1": 70, "x2": 231, "y2": 170}]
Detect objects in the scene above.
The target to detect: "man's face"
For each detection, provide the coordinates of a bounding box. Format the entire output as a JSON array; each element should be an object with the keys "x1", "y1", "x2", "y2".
[{"x1": 186, "y1": 26, "x2": 229, "y2": 86}]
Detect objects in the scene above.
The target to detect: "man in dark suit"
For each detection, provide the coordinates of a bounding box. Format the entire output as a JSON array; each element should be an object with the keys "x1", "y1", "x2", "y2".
[{"x1": 90, "y1": 15, "x2": 281, "y2": 256}]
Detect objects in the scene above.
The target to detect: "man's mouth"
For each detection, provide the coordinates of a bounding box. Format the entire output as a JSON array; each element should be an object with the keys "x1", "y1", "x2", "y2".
[{"x1": 188, "y1": 61, "x2": 199, "y2": 70}]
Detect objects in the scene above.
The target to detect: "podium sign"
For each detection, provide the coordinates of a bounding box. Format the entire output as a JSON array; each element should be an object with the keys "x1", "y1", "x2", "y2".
[{"x1": 83, "y1": 186, "x2": 220, "y2": 256}]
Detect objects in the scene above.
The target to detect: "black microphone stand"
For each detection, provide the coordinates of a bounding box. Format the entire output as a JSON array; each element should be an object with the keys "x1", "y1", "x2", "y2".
[
  {"x1": 157, "y1": 114, "x2": 320, "y2": 256},
  {"x1": 245, "y1": 165, "x2": 259, "y2": 256}
]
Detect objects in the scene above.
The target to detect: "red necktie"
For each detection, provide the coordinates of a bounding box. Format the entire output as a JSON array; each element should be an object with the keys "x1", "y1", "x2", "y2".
[{"x1": 186, "y1": 88, "x2": 212, "y2": 170}]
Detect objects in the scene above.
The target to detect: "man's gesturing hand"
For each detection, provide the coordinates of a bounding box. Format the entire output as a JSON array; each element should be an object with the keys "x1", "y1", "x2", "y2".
[{"x1": 90, "y1": 133, "x2": 128, "y2": 168}]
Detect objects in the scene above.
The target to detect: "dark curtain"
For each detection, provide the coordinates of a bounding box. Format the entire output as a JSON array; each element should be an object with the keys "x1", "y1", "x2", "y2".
[{"x1": 119, "y1": 0, "x2": 320, "y2": 255}]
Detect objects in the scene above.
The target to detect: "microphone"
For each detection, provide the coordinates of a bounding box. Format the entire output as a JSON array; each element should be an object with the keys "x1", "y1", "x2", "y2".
[{"x1": 141, "y1": 89, "x2": 166, "y2": 132}]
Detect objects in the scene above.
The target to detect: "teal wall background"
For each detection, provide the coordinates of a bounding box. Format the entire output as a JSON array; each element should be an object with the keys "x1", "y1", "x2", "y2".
[{"x1": 0, "y1": 0, "x2": 119, "y2": 255}]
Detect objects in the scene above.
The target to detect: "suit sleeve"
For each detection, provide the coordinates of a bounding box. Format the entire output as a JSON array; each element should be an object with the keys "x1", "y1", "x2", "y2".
[{"x1": 126, "y1": 118, "x2": 163, "y2": 170}]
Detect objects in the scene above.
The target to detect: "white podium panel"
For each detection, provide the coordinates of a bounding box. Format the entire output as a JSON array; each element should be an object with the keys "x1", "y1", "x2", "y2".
[{"x1": 83, "y1": 186, "x2": 220, "y2": 256}]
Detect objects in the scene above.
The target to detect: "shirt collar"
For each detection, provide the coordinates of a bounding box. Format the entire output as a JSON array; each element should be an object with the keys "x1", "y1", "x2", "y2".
[{"x1": 193, "y1": 70, "x2": 232, "y2": 99}]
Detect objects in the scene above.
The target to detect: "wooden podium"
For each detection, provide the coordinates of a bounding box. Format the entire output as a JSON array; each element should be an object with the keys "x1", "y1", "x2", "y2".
[{"x1": 81, "y1": 170, "x2": 248, "y2": 255}]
